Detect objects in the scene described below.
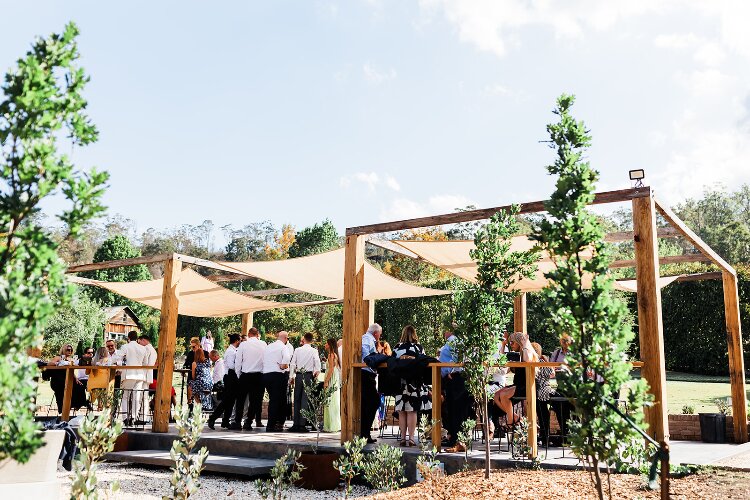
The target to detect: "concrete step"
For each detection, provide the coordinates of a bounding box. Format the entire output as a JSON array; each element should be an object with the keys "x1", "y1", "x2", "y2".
[{"x1": 106, "y1": 450, "x2": 275, "y2": 477}]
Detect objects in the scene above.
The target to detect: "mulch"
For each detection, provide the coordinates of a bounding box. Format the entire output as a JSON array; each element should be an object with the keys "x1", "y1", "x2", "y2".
[{"x1": 366, "y1": 468, "x2": 750, "y2": 499}]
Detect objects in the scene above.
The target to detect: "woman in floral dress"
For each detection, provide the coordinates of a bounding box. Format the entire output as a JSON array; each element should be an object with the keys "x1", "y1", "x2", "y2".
[
  {"x1": 393, "y1": 325, "x2": 432, "y2": 446},
  {"x1": 189, "y1": 348, "x2": 213, "y2": 410}
]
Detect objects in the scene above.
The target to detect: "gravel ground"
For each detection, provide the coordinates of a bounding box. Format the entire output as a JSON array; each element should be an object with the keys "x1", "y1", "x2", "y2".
[
  {"x1": 369, "y1": 468, "x2": 750, "y2": 499},
  {"x1": 58, "y1": 462, "x2": 375, "y2": 499}
]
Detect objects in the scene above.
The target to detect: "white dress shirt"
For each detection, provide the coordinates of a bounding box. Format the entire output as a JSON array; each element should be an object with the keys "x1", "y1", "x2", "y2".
[
  {"x1": 263, "y1": 340, "x2": 293, "y2": 374},
  {"x1": 224, "y1": 344, "x2": 238, "y2": 373},
  {"x1": 142, "y1": 342, "x2": 157, "y2": 383},
  {"x1": 235, "y1": 337, "x2": 267, "y2": 376},
  {"x1": 212, "y1": 358, "x2": 226, "y2": 384},
  {"x1": 120, "y1": 341, "x2": 147, "y2": 381},
  {"x1": 289, "y1": 344, "x2": 321, "y2": 375}
]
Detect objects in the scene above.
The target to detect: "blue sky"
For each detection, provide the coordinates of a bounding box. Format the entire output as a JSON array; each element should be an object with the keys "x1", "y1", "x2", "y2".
[{"x1": 3, "y1": 1, "x2": 749, "y2": 246}]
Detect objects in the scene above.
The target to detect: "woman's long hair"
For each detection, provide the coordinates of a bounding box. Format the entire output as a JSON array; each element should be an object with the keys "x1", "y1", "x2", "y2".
[
  {"x1": 399, "y1": 325, "x2": 419, "y2": 344},
  {"x1": 326, "y1": 338, "x2": 340, "y2": 368},
  {"x1": 93, "y1": 347, "x2": 109, "y2": 364},
  {"x1": 194, "y1": 348, "x2": 207, "y2": 364}
]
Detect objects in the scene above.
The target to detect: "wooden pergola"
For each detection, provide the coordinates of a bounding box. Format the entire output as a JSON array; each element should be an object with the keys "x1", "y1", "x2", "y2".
[
  {"x1": 61, "y1": 185, "x2": 746, "y2": 452},
  {"x1": 339, "y1": 186, "x2": 748, "y2": 447}
]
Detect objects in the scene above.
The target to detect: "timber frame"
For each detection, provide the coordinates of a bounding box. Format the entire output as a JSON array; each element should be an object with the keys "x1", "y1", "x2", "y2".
[
  {"x1": 341, "y1": 186, "x2": 748, "y2": 453},
  {"x1": 61, "y1": 186, "x2": 747, "y2": 455}
]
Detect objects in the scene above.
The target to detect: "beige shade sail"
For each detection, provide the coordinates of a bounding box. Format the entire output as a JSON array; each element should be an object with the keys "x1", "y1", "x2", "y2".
[
  {"x1": 220, "y1": 248, "x2": 450, "y2": 300},
  {"x1": 613, "y1": 275, "x2": 680, "y2": 293},
  {"x1": 69, "y1": 269, "x2": 328, "y2": 318}
]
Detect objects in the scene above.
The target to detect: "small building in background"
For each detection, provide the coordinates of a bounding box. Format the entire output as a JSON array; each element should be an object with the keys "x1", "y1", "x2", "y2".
[{"x1": 103, "y1": 306, "x2": 140, "y2": 343}]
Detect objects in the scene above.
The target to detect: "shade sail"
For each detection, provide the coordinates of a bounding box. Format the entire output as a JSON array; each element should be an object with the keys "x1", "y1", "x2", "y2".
[
  {"x1": 69, "y1": 269, "x2": 326, "y2": 318},
  {"x1": 613, "y1": 275, "x2": 680, "y2": 293},
  {"x1": 393, "y1": 238, "x2": 568, "y2": 292},
  {"x1": 220, "y1": 248, "x2": 450, "y2": 300}
]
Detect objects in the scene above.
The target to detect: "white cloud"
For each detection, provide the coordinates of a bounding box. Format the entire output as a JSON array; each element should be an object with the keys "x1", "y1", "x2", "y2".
[
  {"x1": 654, "y1": 32, "x2": 702, "y2": 50},
  {"x1": 363, "y1": 63, "x2": 397, "y2": 84},
  {"x1": 484, "y1": 83, "x2": 511, "y2": 96},
  {"x1": 380, "y1": 194, "x2": 474, "y2": 221},
  {"x1": 385, "y1": 175, "x2": 401, "y2": 191},
  {"x1": 654, "y1": 33, "x2": 727, "y2": 66},
  {"x1": 340, "y1": 172, "x2": 402, "y2": 192},
  {"x1": 679, "y1": 68, "x2": 735, "y2": 97}
]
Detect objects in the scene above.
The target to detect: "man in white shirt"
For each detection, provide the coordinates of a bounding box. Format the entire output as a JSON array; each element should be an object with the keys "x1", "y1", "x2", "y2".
[
  {"x1": 288, "y1": 332, "x2": 321, "y2": 433},
  {"x1": 105, "y1": 338, "x2": 123, "y2": 388},
  {"x1": 262, "y1": 331, "x2": 293, "y2": 432},
  {"x1": 138, "y1": 335, "x2": 158, "y2": 386},
  {"x1": 232, "y1": 328, "x2": 266, "y2": 430},
  {"x1": 209, "y1": 334, "x2": 240, "y2": 430},
  {"x1": 120, "y1": 331, "x2": 148, "y2": 425}
]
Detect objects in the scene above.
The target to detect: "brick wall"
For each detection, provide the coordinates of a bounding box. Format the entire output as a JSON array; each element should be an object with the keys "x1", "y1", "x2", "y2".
[{"x1": 668, "y1": 414, "x2": 740, "y2": 442}]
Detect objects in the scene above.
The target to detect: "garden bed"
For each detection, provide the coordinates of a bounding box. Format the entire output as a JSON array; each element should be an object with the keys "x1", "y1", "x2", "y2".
[{"x1": 366, "y1": 468, "x2": 750, "y2": 499}]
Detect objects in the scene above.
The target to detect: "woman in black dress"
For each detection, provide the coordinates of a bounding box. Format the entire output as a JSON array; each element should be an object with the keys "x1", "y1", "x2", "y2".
[
  {"x1": 493, "y1": 331, "x2": 538, "y2": 427},
  {"x1": 393, "y1": 325, "x2": 432, "y2": 447}
]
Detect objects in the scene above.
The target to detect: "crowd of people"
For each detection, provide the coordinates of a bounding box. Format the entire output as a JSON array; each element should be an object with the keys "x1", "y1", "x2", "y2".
[{"x1": 41, "y1": 324, "x2": 576, "y2": 451}]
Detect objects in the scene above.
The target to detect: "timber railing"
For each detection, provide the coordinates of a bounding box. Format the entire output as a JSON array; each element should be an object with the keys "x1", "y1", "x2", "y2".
[{"x1": 352, "y1": 360, "x2": 645, "y2": 459}]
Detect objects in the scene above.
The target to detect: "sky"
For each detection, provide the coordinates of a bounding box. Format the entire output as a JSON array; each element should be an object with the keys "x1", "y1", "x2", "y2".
[{"x1": 2, "y1": 1, "x2": 750, "y2": 247}]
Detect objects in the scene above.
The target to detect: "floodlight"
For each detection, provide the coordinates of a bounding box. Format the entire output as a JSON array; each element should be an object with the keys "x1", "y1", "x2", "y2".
[{"x1": 629, "y1": 169, "x2": 645, "y2": 188}]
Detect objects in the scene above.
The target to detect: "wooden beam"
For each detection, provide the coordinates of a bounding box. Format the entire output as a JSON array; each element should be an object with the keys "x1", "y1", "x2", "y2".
[
  {"x1": 632, "y1": 193, "x2": 669, "y2": 442},
  {"x1": 525, "y1": 365, "x2": 537, "y2": 459},
  {"x1": 610, "y1": 253, "x2": 710, "y2": 269},
  {"x1": 152, "y1": 255, "x2": 182, "y2": 433},
  {"x1": 66, "y1": 253, "x2": 171, "y2": 273},
  {"x1": 722, "y1": 271, "x2": 748, "y2": 443},
  {"x1": 604, "y1": 227, "x2": 680, "y2": 243},
  {"x1": 205, "y1": 273, "x2": 258, "y2": 283},
  {"x1": 241, "y1": 312, "x2": 253, "y2": 335},
  {"x1": 346, "y1": 187, "x2": 650, "y2": 236},
  {"x1": 431, "y1": 364, "x2": 442, "y2": 449},
  {"x1": 175, "y1": 254, "x2": 247, "y2": 275},
  {"x1": 513, "y1": 293, "x2": 527, "y2": 334},
  {"x1": 341, "y1": 235, "x2": 366, "y2": 444},
  {"x1": 60, "y1": 368, "x2": 75, "y2": 421},
  {"x1": 654, "y1": 199, "x2": 735, "y2": 275},
  {"x1": 670, "y1": 271, "x2": 723, "y2": 283}
]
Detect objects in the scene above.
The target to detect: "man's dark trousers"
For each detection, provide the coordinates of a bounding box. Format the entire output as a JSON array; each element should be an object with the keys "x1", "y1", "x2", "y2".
[
  {"x1": 292, "y1": 372, "x2": 313, "y2": 428},
  {"x1": 443, "y1": 372, "x2": 470, "y2": 445},
  {"x1": 263, "y1": 372, "x2": 286, "y2": 429},
  {"x1": 360, "y1": 371, "x2": 379, "y2": 439},
  {"x1": 234, "y1": 371, "x2": 262, "y2": 428},
  {"x1": 210, "y1": 370, "x2": 237, "y2": 426}
]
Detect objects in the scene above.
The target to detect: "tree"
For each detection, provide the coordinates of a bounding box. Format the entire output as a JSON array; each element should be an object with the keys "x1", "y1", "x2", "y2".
[
  {"x1": 532, "y1": 94, "x2": 650, "y2": 499},
  {"x1": 222, "y1": 221, "x2": 276, "y2": 262},
  {"x1": 0, "y1": 22, "x2": 109, "y2": 462},
  {"x1": 288, "y1": 219, "x2": 340, "y2": 258},
  {"x1": 42, "y1": 288, "x2": 106, "y2": 356},
  {"x1": 83, "y1": 235, "x2": 152, "y2": 315},
  {"x1": 453, "y1": 207, "x2": 539, "y2": 479},
  {"x1": 264, "y1": 223, "x2": 296, "y2": 260}
]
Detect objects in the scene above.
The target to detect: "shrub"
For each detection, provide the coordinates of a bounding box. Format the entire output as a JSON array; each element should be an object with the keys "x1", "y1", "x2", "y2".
[
  {"x1": 682, "y1": 405, "x2": 695, "y2": 415},
  {"x1": 254, "y1": 449, "x2": 304, "y2": 500},
  {"x1": 165, "y1": 403, "x2": 209, "y2": 499},
  {"x1": 334, "y1": 437, "x2": 366, "y2": 499},
  {"x1": 363, "y1": 444, "x2": 406, "y2": 492},
  {"x1": 70, "y1": 412, "x2": 123, "y2": 499},
  {"x1": 715, "y1": 398, "x2": 731, "y2": 416}
]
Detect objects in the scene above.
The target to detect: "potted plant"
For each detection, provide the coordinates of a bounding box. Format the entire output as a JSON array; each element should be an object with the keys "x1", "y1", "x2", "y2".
[
  {"x1": 295, "y1": 374, "x2": 339, "y2": 490},
  {"x1": 699, "y1": 398, "x2": 730, "y2": 443}
]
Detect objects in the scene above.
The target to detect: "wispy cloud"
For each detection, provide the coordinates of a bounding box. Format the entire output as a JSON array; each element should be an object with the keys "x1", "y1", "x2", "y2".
[
  {"x1": 380, "y1": 194, "x2": 474, "y2": 221},
  {"x1": 340, "y1": 172, "x2": 402, "y2": 193},
  {"x1": 363, "y1": 63, "x2": 397, "y2": 84}
]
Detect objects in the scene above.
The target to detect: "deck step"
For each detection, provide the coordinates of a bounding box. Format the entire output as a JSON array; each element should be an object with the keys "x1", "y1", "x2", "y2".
[{"x1": 106, "y1": 450, "x2": 275, "y2": 477}]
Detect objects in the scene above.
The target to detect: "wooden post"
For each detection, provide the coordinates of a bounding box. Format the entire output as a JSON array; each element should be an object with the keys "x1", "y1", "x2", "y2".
[
  {"x1": 241, "y1": 312, "x2": 253, "y2": 335},
  {"x1": 723, "y1": 270, "x2": 748, "y2": 443},
  {"x1": 513, "y1": 293, "x2": 527, "y2": 334},
  {"x1": 152, "y1": 255, "x2": 182, "y2": 433},
  {"x1": 431, "y1": 364, "x2": 443, "y2": 448},
  {"x1": 341, "y1": 235, "x2": 366, "y2": 444},
  {"x1": 632, "y1": 194, "x2": 669, "y2": 442},
  {"x1": 60, "y1": 367, "x2": 75, "y2": 421},
  {"x1": 525, "y1": 364, "x2": 537, "y2": 459}
]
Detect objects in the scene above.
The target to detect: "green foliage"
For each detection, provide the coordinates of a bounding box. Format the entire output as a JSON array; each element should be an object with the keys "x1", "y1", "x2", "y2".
[
  {"x1": 532, "y1": 94, "x2": 650, "y2": 499},
  {"x1": 254, "y1": 449, "x2": 304, "y2": 500},
  {"x1": 222, "y1": 221, "x2": 276, "y2": 262},
  {"x1": 682, "y1": 405, "x2": 695, "y2": 415},
  {"x1": 165, "y1": 403, "x2": 209, "y2": 500},
  {"x1": 416, "y1": 416, "x2": 448, "y2": 498},
  {"x1": 301, "y1": 374, "x2": 337, "y2": 453},
  {"x1": 363, "y1": 444, "x2": 406, "y2": 492},
  {"x1": 334, "y1": 437, "x2": 367, "y2": 499},
  {"x1": 455, "y1": 418, "x2": 476, "y2": 460},
  {"x1": 42, "y1": 287, "x2": 106, "y2": 356},
  {"x1": 70, "y1": 411, "x2": 123, "y2": 499},
  {"x1": 288, "y1": 219, "x2": 340, "y2": 258},
  {"x1": 0, "y1": 22, "x2": 108, "y2": 463},
  {"x1": 510, "y1": 417, "x2": 540, "y2": 469},
  {"x1": 452, "y1": 207, "x2": 538, "y2": 478},
  {"x1": 715, "y1": 398, "x2": 731, "y2": 415},
  {"x1": 82, "y1": 234, "x2": 152, "y2": 315},
  {"x1": 376, "y1": 292, "x2": 455, "y2": 357}
]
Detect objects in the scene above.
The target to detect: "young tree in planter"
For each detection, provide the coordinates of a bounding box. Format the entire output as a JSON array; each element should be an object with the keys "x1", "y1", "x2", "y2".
[
  {"x1": 533, "y1": 94, "x2": 650, "y2": 499},
  {"x1": 453, "y1": 208, "x2": 539, "y2": 479},
  {"x1": 0, "y1": 22, "x2": 109, "y2": 463}
]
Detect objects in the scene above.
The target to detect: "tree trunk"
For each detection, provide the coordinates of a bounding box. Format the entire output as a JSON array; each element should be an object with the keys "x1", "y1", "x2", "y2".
[
  {"x1": 483, "y1": 391, "x2": 490, "y2": 479},
  {"x1": 592, "y1": 457, "x2": 604, "y2": 500}
]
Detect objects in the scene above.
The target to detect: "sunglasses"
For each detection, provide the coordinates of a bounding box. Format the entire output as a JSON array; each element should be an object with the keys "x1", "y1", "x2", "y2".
[{"x1": 85, "y1": 351, "x2": 94, "y2": 354}]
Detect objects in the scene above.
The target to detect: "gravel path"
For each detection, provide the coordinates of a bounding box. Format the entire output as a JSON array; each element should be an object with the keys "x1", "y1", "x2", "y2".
[{"x1": 58, "y1": 462, "x2": 376, "y2": 499}]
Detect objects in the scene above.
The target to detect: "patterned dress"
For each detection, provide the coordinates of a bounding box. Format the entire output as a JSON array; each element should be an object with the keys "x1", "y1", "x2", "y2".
[
  {"x1": 190, "y1": 359, "x2": 214, "y2": 410},
  {"x1": 393, "y1": 342, "x2": 432, "y2": 412}
]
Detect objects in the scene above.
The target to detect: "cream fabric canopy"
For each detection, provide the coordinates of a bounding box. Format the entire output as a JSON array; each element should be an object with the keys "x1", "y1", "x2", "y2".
[
  {"x1": 69, "y1": 269, "x2": 320, "y2": 318},
  {"x1": 221, "y1": 248, "x2": 450, "y2": 300}
]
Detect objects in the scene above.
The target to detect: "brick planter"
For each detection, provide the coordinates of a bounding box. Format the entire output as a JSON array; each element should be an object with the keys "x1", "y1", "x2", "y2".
[{"x1": 668, "y1": 414, "x2": 745, "y2": 442}]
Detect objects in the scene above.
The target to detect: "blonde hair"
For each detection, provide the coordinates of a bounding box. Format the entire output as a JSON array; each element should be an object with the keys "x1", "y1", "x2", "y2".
[
  {"x1": 190, "y1": 337, "x2": 200, "y2": 346},
  {"x1": 399, "y1": 325, "x2": 419, "y2": 344}
]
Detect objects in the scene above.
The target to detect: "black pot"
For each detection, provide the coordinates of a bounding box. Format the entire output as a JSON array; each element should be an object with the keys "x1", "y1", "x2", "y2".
[
  {"x1": 295, "y1": 450, "x2": 340, "y2": 490},
  {"x1": 698, "y1": 413, "x2": 726, "y2": 443}
]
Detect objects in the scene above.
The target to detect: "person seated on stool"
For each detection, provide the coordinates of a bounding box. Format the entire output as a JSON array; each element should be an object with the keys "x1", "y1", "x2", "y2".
[{"x1": 493, "y1": 332, "x2": 538, "y2": 429}]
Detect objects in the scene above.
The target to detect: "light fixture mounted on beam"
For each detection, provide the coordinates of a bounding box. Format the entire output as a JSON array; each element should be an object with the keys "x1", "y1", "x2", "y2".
[{"x1": 629, "y1": 169, "x2": 645, "y2": 188}]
